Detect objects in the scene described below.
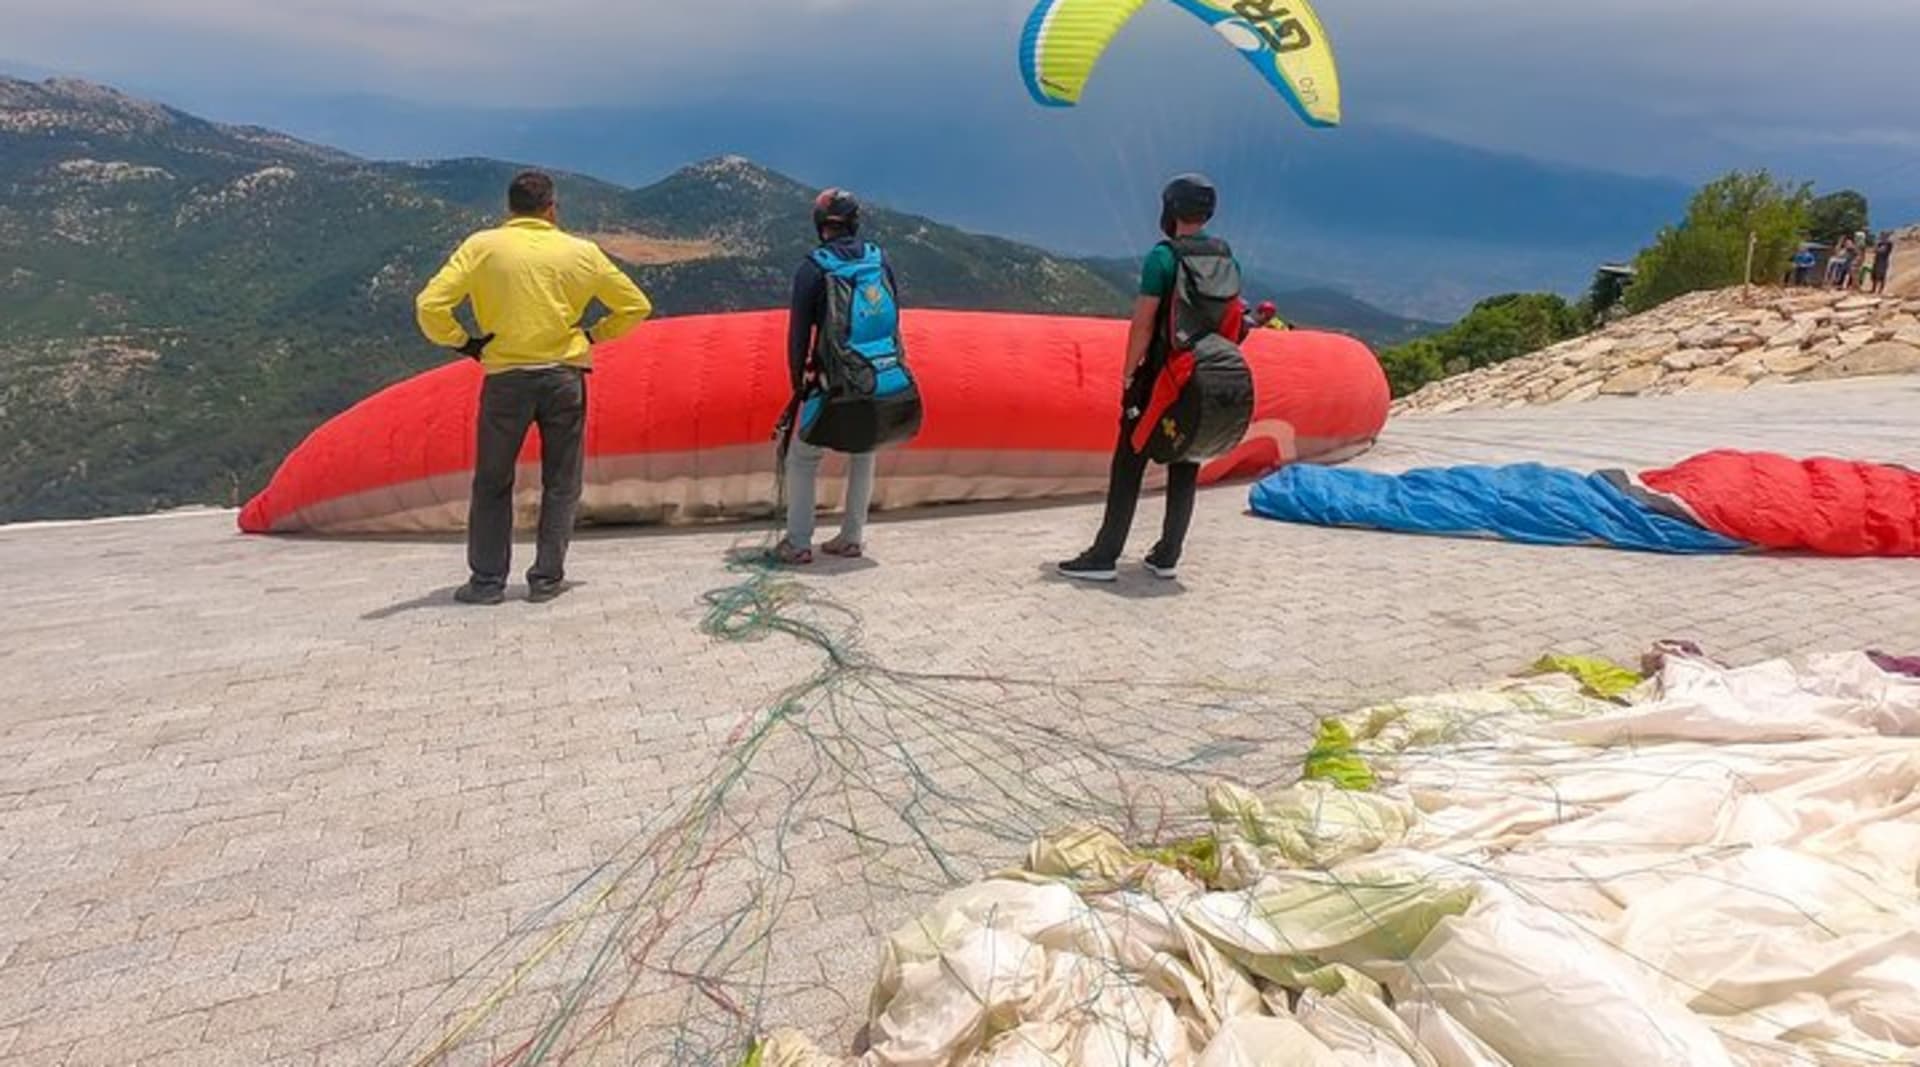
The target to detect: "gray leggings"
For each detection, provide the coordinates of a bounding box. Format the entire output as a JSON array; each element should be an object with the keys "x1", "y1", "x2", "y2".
[{"x1": 784, "y1": 440, "x2": 876, "y2": 548}]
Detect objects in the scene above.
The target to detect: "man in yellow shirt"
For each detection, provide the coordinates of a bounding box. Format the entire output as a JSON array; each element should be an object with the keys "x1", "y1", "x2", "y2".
[{"x1": 415, "y1": 170, "x2": 652, "y2": 604}]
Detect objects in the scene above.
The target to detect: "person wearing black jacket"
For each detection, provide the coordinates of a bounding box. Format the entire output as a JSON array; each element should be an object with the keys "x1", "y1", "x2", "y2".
[{"x1": 775, "y1": 189, "x2": 897, "y2": 565}]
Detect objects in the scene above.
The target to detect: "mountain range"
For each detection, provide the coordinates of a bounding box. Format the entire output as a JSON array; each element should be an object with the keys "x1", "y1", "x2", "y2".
[
  {"x1": 108, "y1": 85, "x2": 1704, "y2": 319},
  {"x1": 0, "y1": 76, "x2": 1432, "y2": 523}
]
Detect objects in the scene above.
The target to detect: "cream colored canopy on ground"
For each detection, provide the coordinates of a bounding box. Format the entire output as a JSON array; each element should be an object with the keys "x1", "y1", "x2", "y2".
[{"x1": 755, "y1": 652, "x2": 1920, "y2": 1066}]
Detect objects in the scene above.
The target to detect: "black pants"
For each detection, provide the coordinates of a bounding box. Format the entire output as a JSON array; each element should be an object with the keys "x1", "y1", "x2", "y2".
[
  {"x1": 1088, "y1": 415, "x2": 1200, "y2": 567},
  {"x1": 468, "y1": 368, "x2": 587, "y2": 589}
]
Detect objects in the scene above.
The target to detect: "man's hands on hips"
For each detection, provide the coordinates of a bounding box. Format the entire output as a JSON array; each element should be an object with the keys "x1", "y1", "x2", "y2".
[{"x1": 457, "y1": 333, "x2": 495, "y2": 359}]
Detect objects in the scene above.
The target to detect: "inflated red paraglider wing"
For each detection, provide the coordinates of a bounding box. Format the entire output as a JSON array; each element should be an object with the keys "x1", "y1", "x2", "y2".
[
  {"x1": 1639, "y1": 450, "x2": 1920, "y2": 556},
  {"x1": 237, "y1": 359, "x2": 480, "y2": 535},
  {"x1": 239, "y1": 310, "x2": 1388, "y2": 535}
]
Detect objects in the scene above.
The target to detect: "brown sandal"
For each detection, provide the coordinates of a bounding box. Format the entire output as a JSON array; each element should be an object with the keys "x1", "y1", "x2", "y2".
[
  {"x1": 771, "y1": 540, "x2": 813, "y2": 565},
  {"x1": 820, "y1": 537, "x2": 863, "y2": 559}
]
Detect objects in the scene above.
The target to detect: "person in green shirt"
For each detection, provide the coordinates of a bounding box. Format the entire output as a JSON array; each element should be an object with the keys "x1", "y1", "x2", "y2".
[{"x1": 1059, "y1": 174, "x2": 1237, "y2": 583}]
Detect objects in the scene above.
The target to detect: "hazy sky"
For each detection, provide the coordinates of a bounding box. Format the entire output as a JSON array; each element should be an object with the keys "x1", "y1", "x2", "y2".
[{"x1": 5, "y1": 0, "x2": 1919, "y2": 195}]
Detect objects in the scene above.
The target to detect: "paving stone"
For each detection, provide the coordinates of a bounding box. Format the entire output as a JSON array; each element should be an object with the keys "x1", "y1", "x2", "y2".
[
  {"x1": 62, "y1": 1010, "x2": 207, "y2": 1065},
  {"x1": 2, "y1": 378, "x2": 1918, "y2": 1062}
]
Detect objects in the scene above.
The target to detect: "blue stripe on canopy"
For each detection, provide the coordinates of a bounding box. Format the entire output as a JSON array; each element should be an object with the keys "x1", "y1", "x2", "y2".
[
  {"x1": 1249, "y1": 463, "x2": 1750, "y2": 554},
  {"x1": 1019, "y1": 0, "x2": 1065, "y2": 106}
]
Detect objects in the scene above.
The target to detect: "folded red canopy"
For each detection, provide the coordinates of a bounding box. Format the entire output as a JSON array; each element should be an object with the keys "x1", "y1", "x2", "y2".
[{"x1": 1640, "y1": 450, "x2": 1920, "y2": 556}]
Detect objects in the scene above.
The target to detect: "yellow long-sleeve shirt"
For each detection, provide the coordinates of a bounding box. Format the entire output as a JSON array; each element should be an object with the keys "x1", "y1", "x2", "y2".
[{"x1": 414, "y1": 217, "x2": 652, "y2": 374}]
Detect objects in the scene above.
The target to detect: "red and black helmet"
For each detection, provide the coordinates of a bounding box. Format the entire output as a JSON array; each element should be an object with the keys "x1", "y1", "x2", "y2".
[{"x1": 812, "y1": 188, "x2": 861, "y2": 236}]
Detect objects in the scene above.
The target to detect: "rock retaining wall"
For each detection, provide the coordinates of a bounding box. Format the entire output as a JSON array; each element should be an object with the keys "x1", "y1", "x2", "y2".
[{"x1": 1396, "y1": 287, "x2": 1920, "y2": 415}]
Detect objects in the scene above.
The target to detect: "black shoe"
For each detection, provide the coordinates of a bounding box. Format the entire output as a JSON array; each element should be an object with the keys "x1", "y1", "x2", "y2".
[
  {"x1": 1057, "y1": 552, "x2": 1117, "y2": 583},
  {"x1": 1142, "y1": 549, "x2": 1179, "y2": 580},
  {"x1": 1144, "y1": 543, "x2": 1180, "y2": 580},
  {"x1": 527, "y1": 578, "x2": 568, "y2": 603},
  {"x1": 454, "y1": 581, "x2": 505, "y2": 605}
]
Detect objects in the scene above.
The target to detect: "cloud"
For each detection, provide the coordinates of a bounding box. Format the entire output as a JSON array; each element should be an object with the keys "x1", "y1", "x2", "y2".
[
  {"x1": 7, "y1": 0, "x2": 1918, "y2": 200},
  {"x1": 5, "y1": 0, "x2": 1023, "y2": 100}
]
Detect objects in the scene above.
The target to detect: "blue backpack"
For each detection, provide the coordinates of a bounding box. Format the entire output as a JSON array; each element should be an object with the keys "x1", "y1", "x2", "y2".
[{"x1": 799, "y1": 243, "x2": 922, "y2": 452}]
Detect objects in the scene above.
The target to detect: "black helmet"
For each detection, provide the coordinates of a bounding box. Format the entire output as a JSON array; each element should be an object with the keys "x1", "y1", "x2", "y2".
[
  {"x1": 813, "y1": 188, "x2": 861, "y2": 236},
  {"x1": 1160, "y1": 173, "x2": 1217, "y2": 237}
]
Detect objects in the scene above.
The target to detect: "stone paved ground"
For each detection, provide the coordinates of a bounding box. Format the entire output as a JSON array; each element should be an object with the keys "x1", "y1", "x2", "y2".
[{"x1": 3, "y1": 378, "x2": 1918, "y2": 1066}]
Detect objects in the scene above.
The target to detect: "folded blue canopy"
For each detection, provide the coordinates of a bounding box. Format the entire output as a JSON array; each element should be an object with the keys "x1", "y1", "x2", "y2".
[{"x1": 1249, "y1": 463, "x2": 1750, "y2": 554}]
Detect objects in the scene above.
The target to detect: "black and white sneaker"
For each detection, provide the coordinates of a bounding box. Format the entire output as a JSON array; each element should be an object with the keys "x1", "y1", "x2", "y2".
[
  {"x1": 1142, "y1": 557, "x2": 1178, "y2": 580},
  {"x1": 1057, "y1": 552, "x2": 1118, "y2": 583}
]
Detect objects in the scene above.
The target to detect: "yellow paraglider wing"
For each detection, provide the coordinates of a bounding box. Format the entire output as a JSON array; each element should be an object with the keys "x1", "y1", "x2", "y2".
[
  {"x1": 1020, "y1": 0, "x2": 1153, "y2": 107},
  {"x1": 1178, "y1": 0, "x2": 1341, "y2": 127},
  {"x1": 1020, "y1": 0, "x2": 1342, "y2": 128}
]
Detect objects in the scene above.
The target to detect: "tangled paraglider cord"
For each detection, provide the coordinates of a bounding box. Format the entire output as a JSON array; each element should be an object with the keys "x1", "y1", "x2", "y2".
[
  {"x1": 377, "y1": 431, "x2": 1890, "y2": 1067},
  {"x1": 375, "y1": 422, "x2": 1329, "y2": 1066}
]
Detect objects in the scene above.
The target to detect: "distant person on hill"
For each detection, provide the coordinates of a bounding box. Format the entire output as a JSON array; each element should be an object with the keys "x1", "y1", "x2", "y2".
[
  {"x1": 1828, "y1": 237, "x2": 1856, "y2": 289},
  {"x1": 1872, "y1": 232, "x2": 1895, "y2": 294},
  {"x1": 1059, "y1": 174, "x2": 1241, "y2": 583},
  {"x1": 414, "y1": 170, "x2": 653, "y2": 605},
  {"x1": 774, "y1": 188, "x2": 915, "y2": 565},
  {"x1": 1244, "y1": 299, "x2": 1290, "y2": 332},
  {"x1": 1790, "y1": 247, "x2": 1817, "y2": 287}
]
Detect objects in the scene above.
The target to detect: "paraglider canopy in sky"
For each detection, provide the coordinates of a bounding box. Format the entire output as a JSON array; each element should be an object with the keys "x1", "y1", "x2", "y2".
[{"x1": 1020, "y1": 0, "x2": 1342, "y2": 128}]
